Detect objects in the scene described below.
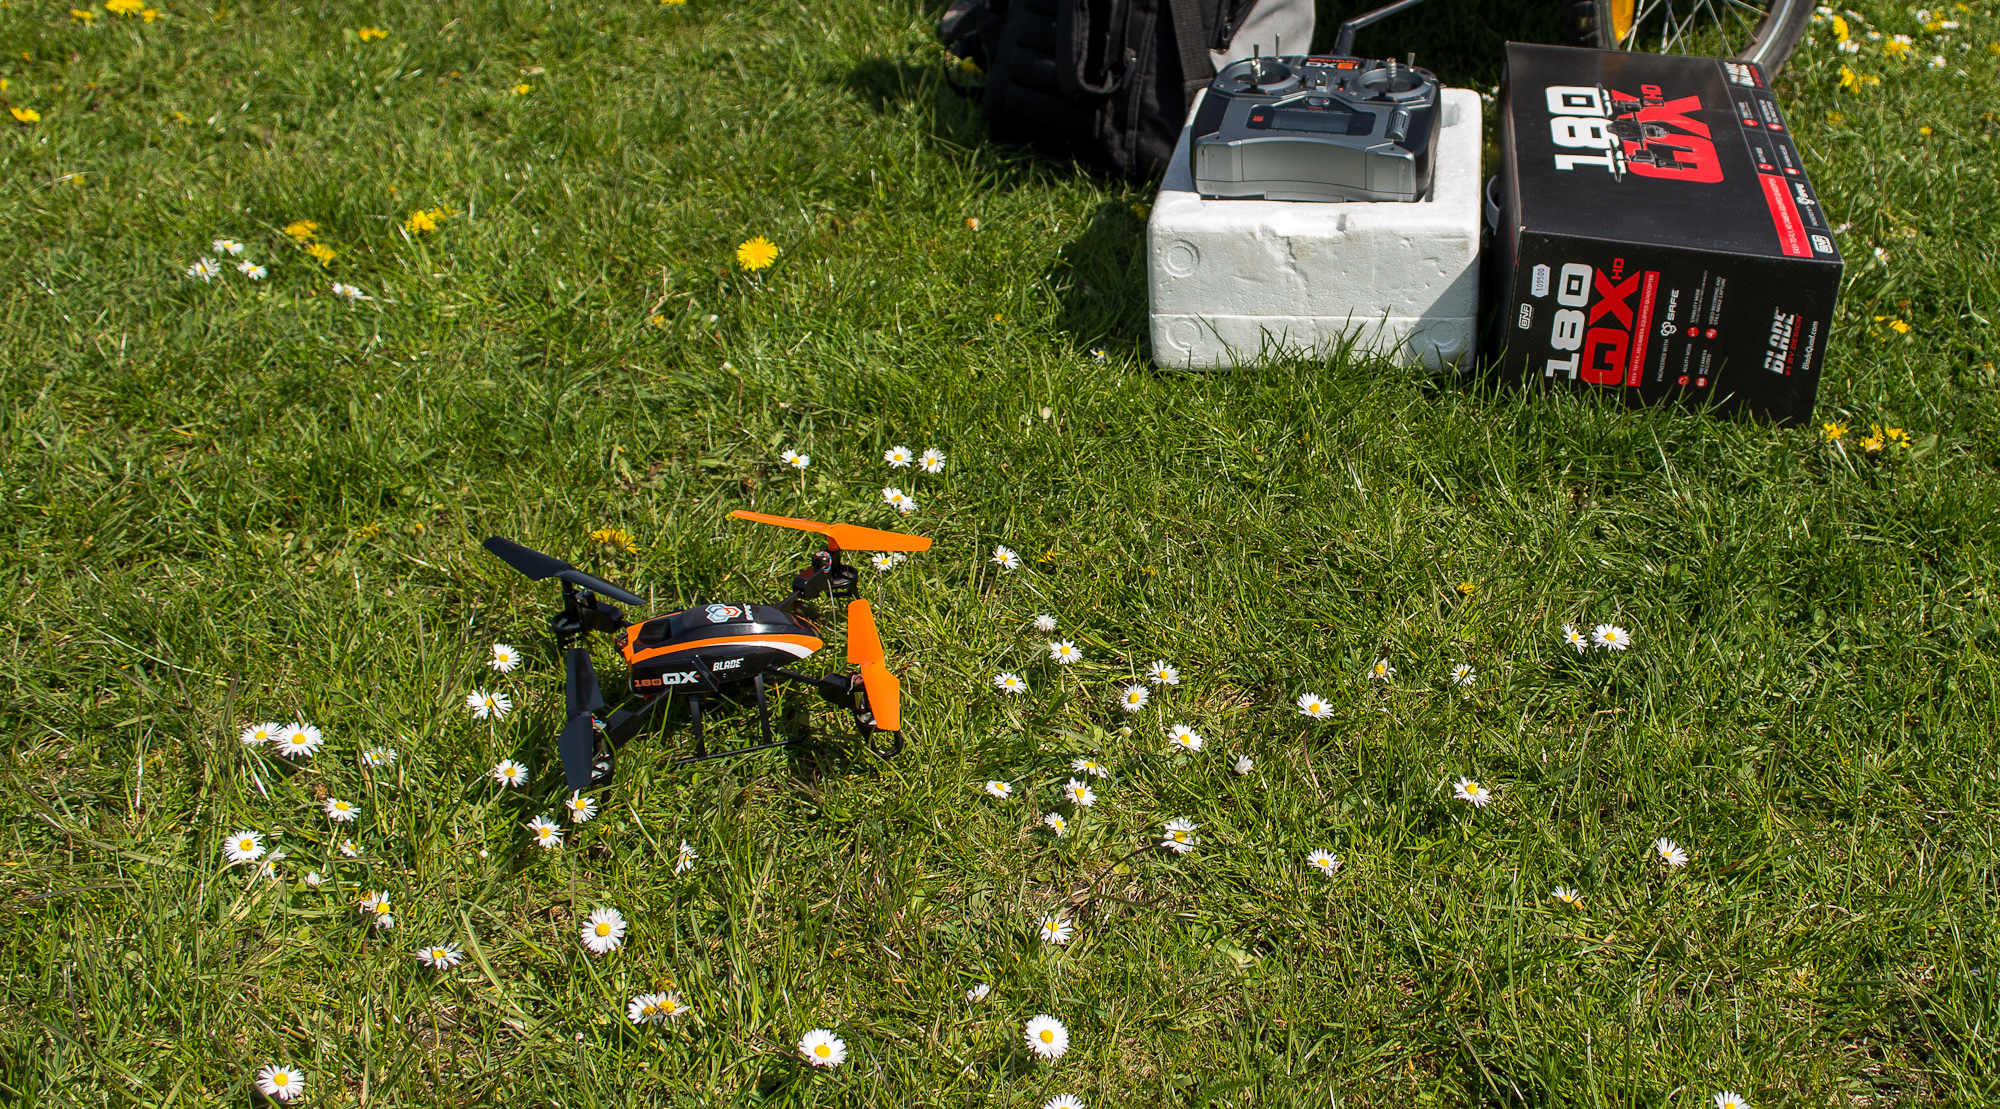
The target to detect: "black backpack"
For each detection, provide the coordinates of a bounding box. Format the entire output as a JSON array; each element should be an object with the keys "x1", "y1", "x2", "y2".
[{"x1": 940, "y1": 0, "x2": 1259, "y2": 179}]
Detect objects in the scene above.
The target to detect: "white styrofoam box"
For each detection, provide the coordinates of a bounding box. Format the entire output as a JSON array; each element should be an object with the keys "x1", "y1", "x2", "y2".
[{"x1": 1147, "y1": 87, "x2": 1483, "y2": 371}]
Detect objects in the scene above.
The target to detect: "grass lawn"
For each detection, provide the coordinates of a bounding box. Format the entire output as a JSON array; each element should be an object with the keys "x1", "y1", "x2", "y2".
[{"x1": 4, "y1": 0, "x2": 2000, "y2": 1102}]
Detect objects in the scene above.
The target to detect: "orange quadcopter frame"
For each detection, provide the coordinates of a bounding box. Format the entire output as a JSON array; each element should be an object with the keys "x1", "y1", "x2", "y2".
[{"x1": 483, "y1": 511, "x2": 930, "y2": 791}]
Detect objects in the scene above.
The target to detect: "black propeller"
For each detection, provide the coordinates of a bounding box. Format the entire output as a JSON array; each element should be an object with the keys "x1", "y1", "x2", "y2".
[
  {"x1": 558, "y1": 648, "x2": 609, "y2": 790},
  {"x1": 483, "y1": 537, "x2": 646, "y2": 607}
]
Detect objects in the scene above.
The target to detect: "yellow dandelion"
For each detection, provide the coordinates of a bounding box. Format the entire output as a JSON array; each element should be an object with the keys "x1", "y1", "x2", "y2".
[
  {"x1": 1883, "y1": 38, "x2": 1910, "y2": 57},
  {"x1": 284, "y1": 220, "x2": 320, "y2": 240},
  {"x1": 589, "y1": 527, "x2": 640, "y2": 555},
  {"x1": 306, "y1": 242, "x2": 337, "y2": 264},
  {"x1": 1860, "y1": 434, "x2": 1886, "y2": 453},
  {"x1": 357, "y1": 26, "x2": 386, "y2": 40},
  {"x1": 403, "y1": 207, "x2": 451, "y2": 234},
  {"x1": 1884, "y1": 427, "x2": 1910, "y2": 446},
  {"x1": 1455, "y1": 581, "x2": 1476, "y2": 596},
  {"x1": 1821, "y1": 421, "x2": 1848, "y2": 442},
  {"x1": 661, "y1": 0, "x2": 687, "y2": 5},
  {"x1": 1889, "y1": 319, "x2": 1910, "y2": 334},
  {"x1": 1918, "y1": 126, "x2": 1932, "y2": 136},
  {"x1": 735, "y1": 236, "x2": 778, "y2": 271},
  {"x1": 9, "y1": 107, "x2": 39, "y2": 124},
  {"x1": 71, "y1": 8, "x2": 97, "y2": 23},
  {"x1": 512, "y1": 83, "x2": 533, "y2": 95},
  {"x1": 105, "y1": 0, "x2": 141, "y2": 14},
  {"x1": 140, "y1": 7, "x2": 158, "y2": 19},
  {"x1": 1831, "y1": 15, "x2": 1848, "y2": 41},
  {"x1": 1826, "y1": 111, "x2": 1844, "y2": 125}
]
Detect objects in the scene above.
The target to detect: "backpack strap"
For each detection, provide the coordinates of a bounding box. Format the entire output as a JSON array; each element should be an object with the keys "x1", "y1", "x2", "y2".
[
  {"x1": 1057, "y1": 0, "x2": 1137, "y2": 96},
  {"x1": 1163, "y1": 0, "x2": 1217, "y2": 107}
]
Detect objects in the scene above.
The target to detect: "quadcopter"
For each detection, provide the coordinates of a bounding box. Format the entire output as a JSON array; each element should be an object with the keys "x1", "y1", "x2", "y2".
[{"x1": 482, "y1": 510, "x2": 931, "y2": 791}]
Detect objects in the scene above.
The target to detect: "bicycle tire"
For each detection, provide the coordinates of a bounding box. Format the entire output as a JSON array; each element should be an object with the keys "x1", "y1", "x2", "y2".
[{"x1": 1562, "y1": 0, "x2": 1815, "y2": 76}]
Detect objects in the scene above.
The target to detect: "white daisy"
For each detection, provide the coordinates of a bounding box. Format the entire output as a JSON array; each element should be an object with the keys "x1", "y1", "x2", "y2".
[
  {"x1": 1453, "y1": 777, "x2": 1494, "y2": 808},
  {"x1": 249, "y1": 848, "x2": 288, "y2": 882},
  {"x1": 1562, "y1": 624, "x2": 1588, "y2": 653},
  {"x1": 1038, "y1": 914, "x2": 1073, "y2": 944},
  {"x1": 1655, "y1": 837, "x2": 1689, "y2": 868},
  {"x1": 1713, "y1": 1092, "x2": 1749, "y2": 1109},
  {"x1": 491, "y1": 759, "x2": 529, "y2": 787},
  {"x1": 359, "y1": 890, "x2": 394, "y2": 929},
  {"x1": 965, "y1": 982, "x2": 991, "y2": 1002},
  {"x1": 780, "y1": 448, "x2": 803, "y2": 467},
  {"x1": 222, "y1": 830, "x2": 266, "y2": 866},
  {"x1": 1048, "y1": 640, "x2": 1082, "y2": 665},
  {"x1": 628, "y1": 993, "x2": 665, "y2": 1024},
  {"x1": 324, "y1": 797, "x2": 359, "y2": 823},
  {"x1": 1069, "y1": 757, "x2": 1108, "y2": 778},
  {"x1": 1592, "y1": 624, "x2": 1631, "y2": 651},
  {"x1": 361, "y1": 747, "x2": 397, "y2": 767},
  {"x1": 1043, "y1": 1096, "x2": 1085, "y2": 1109},
  {"x1": 302, "y1": 871, "x2": 323, "y2": 887},
  {"x1": 1552, "y1": 887, "x2": 1582, "y2": 909},
  {"x1": 799, "y1": 1029, "x2": 847, "y2": 1068},
  {"x1": 1041, "y1": 811, "x2": 1068, "y2": 836},
  {"x1": 186, "y1": 258, "x2": 220, "y2": 282},
  {"x1": 254, "y1": 1064, "x2": 306, "y2": 1102},
  {"x1": 490, "y1": 642, "x2": 521, "y2": 672},
  {"x1": 1033, "y1": 614, "x2": 1058, "y2": 632},
  {"x1": 1118, "y1": 684, "x2": 1150, "y2": 712},
  {"x1": 993, "y1": 672, "x2": 1028, "y2": 695},
  {"x1": 992, "y1": 545, "x2": 1021, "y2": 570},
  {"x1": 1146, "y1": 660, "x2": 1181, "y2": 685},
  {"x1": 417, "y1": 942, "x2": 465, "y2": 969},
  {"x1": 1023, "y1": 1014, "x2": 1069, "y2": 1060},
  {"x1": 881, "y1": 487, "x2": 915, "y2": 513},
  {"x1": 1232, "y1": 754, "x2": 1254, "y2": 775},
  {"x1": 1369, "y1": 658, "x2": 1395, "y2": 681},
  {"x1": 580, "y1": 906, "x2": 627, "y2": 954},
  {"x1": 1166, "y1": 724, "x2": 1203, "y2": 752},
  {"x1": 787, "y1": 451, "x2": 810, "y2": 470},
  {"x1": 237, "y1": 260, "x2": 267, "y2": 279},
  {"x1": 239, "y1": 722, "x2": 281, "y2": 747},
  {"x1": 918, "y1": 447, "x2": 946, "y2": 473},
  {"x1": 527, "y1": 815, "x2": 563, "y2": 849},
  {"x1": 884, "y1": 445, "x2": 913, "y2": 467},
  {"x1": 565, "y1": 792, "x2": 598, "y2": 823},
  {"x1": 331, "y1": 281, "x2": 364, "y2": 301},
  {"x1": 657, "y1": 990, "x2": 690, "y2": 1021},
  {"x1": 870, "y1": 552, "x2": 900, "y2": 571},
  {"x1": 213, "y1": 238, "x2": 245, "y2": 255},
  {"x1": 1063, "y1": 778, "x2": 1095, "y2": 807},
  {"x1": 1450, "y1": 664, "x2": 1476, "y2": 687},
  {"x1": 1160, "y1": 817, "x2": 1199, "y2": 854},
  {"x1": 985, "y1": 780, "x2": 1013, "y2": 800},
  {"x1": 1307, "y1": 849, "x2": 1340, "y2": 876},
  {"x1": 1296, "y1": 692, "x2": 1333, "y2": 720},
  {"x1": 338, "y1": 839, "x2": 360, "y2": 857},
  {"x1": 675, "y1": 839, "x2": 698, "y2": 874},
  {"x1": 272, "y1": 723, "x2": 323, "y2": 758},
  {"x1": 466, "y1": 690, "x2": 512, "y2": 720}
]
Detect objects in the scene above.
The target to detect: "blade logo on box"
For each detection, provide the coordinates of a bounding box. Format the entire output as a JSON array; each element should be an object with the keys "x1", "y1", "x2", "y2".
[
  {"x1": 1764, "y1": 309, "x2": 1799, "y2": 375},
  {"x1": 1543, "y1": 84, "x2": 1722, "y2": 183},
  {"x1": 712, "y1": 657, "x2": 745, "y2": 671},
  {"x1": 1517, "y1": 303, "x2": 1534, "y2": 329}
]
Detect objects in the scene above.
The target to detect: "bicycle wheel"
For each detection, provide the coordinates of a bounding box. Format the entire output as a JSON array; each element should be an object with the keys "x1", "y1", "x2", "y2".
[{"x1": 1560, "y1": 0, "x2": 1815, "y2": 76}]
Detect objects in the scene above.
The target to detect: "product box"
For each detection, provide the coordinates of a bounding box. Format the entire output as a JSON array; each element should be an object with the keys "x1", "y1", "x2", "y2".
[{"x1": 1485, "y1": 44, "x2": 1842, "y2": 424}]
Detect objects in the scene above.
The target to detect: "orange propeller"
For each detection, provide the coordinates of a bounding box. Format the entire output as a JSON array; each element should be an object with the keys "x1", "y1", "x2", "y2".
[
  {"x1": 845, "y1": 599, "x2": 901, "y2": 732},
  {"x1": 730, "y1": 509, "x2": 932, "y2": 553}
]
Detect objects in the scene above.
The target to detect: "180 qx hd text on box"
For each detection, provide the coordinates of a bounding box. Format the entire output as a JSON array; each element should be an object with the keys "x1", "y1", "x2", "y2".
[{"x1": 1485, "y1": 44, "x2": 1842, "y2": 425}]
